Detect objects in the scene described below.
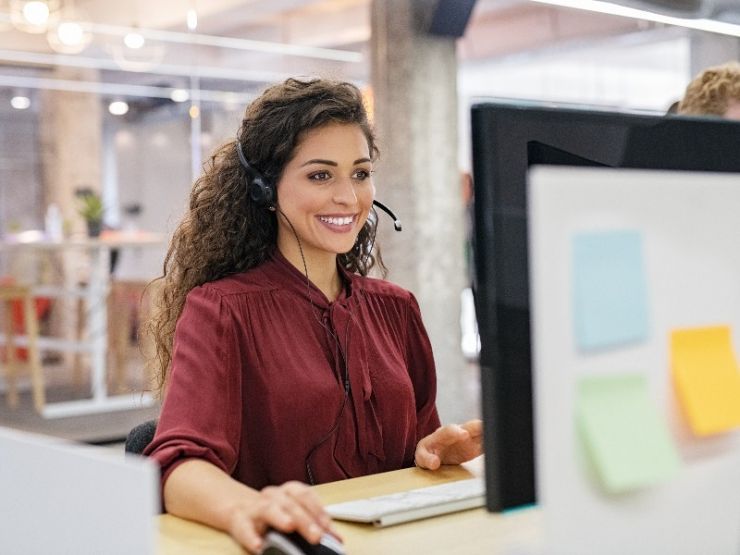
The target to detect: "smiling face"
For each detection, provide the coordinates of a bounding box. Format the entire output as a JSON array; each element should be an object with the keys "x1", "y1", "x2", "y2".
[{"x1": 275, "y1": 122, "x2": 375, "y2": 271}]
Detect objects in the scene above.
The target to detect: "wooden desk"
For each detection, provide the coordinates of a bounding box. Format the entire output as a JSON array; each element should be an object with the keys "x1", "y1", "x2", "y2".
[{"x1": 157, "y1": 462, "x2": 543, "y2": 554}]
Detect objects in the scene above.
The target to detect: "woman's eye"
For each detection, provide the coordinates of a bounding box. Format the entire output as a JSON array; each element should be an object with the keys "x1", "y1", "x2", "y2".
[
  {"x1": 309, "y1": 171, "x2": 331, "y2": 181},
  {"x1": 353, "y1": 169, "x2": 372, "y2": 180}
]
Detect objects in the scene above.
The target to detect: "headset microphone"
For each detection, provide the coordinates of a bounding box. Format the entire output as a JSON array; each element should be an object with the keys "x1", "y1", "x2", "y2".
[{"x1": 373, "y1": 200, "x2": 402, "y2": 232}]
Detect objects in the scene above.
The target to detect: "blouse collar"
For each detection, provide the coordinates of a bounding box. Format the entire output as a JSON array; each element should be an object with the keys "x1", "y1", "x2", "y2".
[{"x1": 266, "y1": 249, "x2": 354, "y2": 308}]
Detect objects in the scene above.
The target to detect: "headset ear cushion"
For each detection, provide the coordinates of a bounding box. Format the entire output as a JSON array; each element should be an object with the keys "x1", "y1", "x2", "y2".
[
  {"x1": 236, "y1": 141, "x2": 275, "y2": 208},
  {"x1": 248, "y1": 175, "x2": 275, "y2": 207}
]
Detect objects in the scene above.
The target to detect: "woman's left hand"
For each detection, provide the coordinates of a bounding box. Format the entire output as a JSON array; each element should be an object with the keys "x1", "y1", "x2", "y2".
[{"x1": 414, "y1": 419, "x2": 483, "y2": 470}]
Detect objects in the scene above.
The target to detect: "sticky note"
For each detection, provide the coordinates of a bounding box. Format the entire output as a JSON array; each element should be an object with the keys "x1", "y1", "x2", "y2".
[
  {"x1": 670, "y1": 325, "x2": 740, "y2": 436},
  {"x1": 576, "y1": 373, "x2": 680, "y2": 494},
  {"x1": 572, "y1": 230, "x2": 649, "y2": 351}
]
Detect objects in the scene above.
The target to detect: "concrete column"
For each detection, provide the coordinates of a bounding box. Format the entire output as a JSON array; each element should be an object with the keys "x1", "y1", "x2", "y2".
[
  {"x1": 370, "y1": 0, "x2": 468, "y2": 423},
  {"x1": 39, "y1": 67, "x2": 103, "y2": 235},
  {"x1": 688, "y1": 31, "x2": 740, "y2": 76}
]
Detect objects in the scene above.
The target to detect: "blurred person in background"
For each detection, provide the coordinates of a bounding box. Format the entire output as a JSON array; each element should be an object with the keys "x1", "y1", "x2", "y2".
[{"x1": 678, "y1": 61, "x2": 740, "y2": 120}]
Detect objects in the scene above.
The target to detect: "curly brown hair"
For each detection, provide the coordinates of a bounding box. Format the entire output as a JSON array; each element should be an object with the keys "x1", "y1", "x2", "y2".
[
  {"x1": 145, "y1": 77, "x2": 384, "y2": 396},
  {"x1": 678, "y1": 62, "x2": 740, "y2": 116}
]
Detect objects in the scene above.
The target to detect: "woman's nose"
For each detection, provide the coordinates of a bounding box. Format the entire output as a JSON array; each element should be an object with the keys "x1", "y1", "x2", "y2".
[{"x1": 332, "y1": 176, "x2": 358, "y2": 205}]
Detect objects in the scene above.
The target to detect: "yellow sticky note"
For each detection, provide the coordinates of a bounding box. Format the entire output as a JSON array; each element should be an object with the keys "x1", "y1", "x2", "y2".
[{"x1": 670, "y1": 325, "x2": 740, "y2": 436}]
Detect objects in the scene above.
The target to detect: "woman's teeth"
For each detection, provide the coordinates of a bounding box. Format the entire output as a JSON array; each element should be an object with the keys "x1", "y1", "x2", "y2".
[{"x1": 320, "y1": 216, "x2": 353, "y2": 225}]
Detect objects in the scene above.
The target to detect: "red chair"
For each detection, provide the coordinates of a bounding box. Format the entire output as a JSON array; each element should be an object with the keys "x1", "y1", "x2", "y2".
[{"x1": 0, "y1": 284, "x2": 45, "y2": 413}]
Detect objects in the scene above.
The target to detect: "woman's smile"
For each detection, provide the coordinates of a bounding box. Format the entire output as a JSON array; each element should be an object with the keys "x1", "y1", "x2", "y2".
[{"x1": 317, "y1": 213, "x2": 358, "y2": 232}]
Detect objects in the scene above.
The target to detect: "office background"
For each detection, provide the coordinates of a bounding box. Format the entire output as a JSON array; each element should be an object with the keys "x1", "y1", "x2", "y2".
[{"x1": 0, "y1": 0, "x2": 739, "y2": 441}]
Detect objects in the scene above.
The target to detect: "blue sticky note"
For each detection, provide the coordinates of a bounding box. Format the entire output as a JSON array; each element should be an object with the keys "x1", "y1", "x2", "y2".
[{"x1": 572, "y1": 230, "x2": 649, "y2": 351}]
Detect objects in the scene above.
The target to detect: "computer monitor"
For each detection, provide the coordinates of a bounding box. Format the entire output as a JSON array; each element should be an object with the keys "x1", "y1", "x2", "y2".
[
  {"x1": 470, "y1": 101, "x2": 740, "y2": 512},
  {"x1": 0, "y1": 426, "x2": 158, "y2": 553}
]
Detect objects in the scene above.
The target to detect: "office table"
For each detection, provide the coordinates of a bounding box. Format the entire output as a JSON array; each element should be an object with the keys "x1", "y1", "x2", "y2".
[
  {"x1": 157, "y1": 461, "x2": 543, "y2": 554},
  {"x1": 0, "y1": 232, "x2": 163, "y2": 417}
]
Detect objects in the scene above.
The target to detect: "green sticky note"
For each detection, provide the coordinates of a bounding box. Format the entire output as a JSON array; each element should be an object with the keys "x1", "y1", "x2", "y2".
[{"x1": 576, "y1": 373, "x2": 680, "y2": 494}]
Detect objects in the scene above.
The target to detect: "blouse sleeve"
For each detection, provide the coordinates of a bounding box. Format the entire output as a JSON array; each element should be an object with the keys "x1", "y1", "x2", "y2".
[
  {"x1": 405, "y1": 293, "x2": 442, "y2": 440},
  {"x1": 144, "y1": 285, "x2": 243, "y2": 491}
]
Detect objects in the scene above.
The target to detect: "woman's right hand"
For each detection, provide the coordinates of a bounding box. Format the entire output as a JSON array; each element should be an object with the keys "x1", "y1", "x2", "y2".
[
  {"x1": 227, "y1": 480, "x2": 336, "y2": 553},
  {"x1": 162, "y1": 460, "x2": 338, "y2": 554}
]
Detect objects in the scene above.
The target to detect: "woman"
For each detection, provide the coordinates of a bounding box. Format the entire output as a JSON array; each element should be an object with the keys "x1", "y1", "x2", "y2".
[{"x1": 144, "y1": 77, "x2": 482, "y2": 553}]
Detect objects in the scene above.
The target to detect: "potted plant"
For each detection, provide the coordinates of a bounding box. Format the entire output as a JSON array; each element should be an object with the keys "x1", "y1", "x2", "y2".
[{"x1": 75, "y1": 187, "x2": 104, "y2": 237}]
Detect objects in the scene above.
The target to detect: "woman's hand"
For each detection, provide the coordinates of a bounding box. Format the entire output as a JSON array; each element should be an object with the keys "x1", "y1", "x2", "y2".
[
  {"x1": 226, "y1": 480, "x2": 337, "y2": 554},
  {"x1": 414, "y1": 419, "x2": 483, "y2": 470}
]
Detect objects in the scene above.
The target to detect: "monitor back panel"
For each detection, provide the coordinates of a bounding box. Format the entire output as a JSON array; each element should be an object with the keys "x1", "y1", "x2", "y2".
[{"x1": 0, "y1": 426, "x2": 158, "y2": 554}]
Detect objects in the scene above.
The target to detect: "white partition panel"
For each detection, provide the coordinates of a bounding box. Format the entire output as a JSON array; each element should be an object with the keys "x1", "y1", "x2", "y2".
[{"x1": 528, "y1": 166, "x2": 740, "y2": 555}]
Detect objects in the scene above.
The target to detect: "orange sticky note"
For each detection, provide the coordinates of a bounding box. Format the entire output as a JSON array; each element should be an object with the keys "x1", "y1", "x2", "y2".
[{"x1": 670, "y1": 325, "x2": 740, "y2": 436}]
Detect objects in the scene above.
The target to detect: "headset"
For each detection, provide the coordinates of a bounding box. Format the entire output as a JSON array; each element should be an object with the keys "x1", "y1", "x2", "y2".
[
  {"x1": 236, "y1": 140, "x2": 276, "y2": 208},
  {"x1": 235, "y1": 140, "x2": 402, "y2": 230}
]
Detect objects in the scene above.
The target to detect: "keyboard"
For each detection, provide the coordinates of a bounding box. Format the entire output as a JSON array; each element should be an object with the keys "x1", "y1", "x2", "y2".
[{"x1": 325, "y1": 477, "x2": 485, "y2": 527}]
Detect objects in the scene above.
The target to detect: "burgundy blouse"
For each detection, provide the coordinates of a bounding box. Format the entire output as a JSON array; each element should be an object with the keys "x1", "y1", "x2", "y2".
[{"x1": 144, "y1": 251, "x2": 441, "y2": 492}]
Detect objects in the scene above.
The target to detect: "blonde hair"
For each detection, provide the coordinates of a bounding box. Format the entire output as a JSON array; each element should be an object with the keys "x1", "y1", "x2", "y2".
[{"x1": 678, "y1": 61, "x2": 740, "y2": 116}]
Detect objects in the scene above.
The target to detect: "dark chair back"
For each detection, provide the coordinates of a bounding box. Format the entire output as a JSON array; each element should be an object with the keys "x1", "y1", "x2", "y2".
[{"x1": 125, "y1": 419, "x2": 157, "y2": 455}]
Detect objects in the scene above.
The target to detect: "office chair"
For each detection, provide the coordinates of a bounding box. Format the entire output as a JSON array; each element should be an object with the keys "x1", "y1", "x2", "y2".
[
  {"x1": 125, "y1": 419, "x2": 157, "y2": 455},
  {"x1": 0, "y1": 284, "x2": 45, "y2": 413}
]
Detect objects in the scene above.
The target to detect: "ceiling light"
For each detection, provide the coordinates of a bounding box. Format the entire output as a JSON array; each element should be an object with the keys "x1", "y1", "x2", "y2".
[
  {"x1": 530, "y1": 0, "x2": 740, "y2": 38},
  {"x1": 23, "y1": 0, "x2": 49, "y2": 26},
  {"x1": 186, "y1": 9, "x2": 197, "y2": 31},
  {"x1": 108, "y1": 100, "x2": 129, "y2": 116},
  {"x1": 46, "y1": 4, "x2": 92, "y2": 54},
  {"x1": 57, "y1": 21, "x2": 83, "y2": 45},
  {"x1": 124, "y1": 32, "x2": 145, "y2": 49},
  {"x1": 47, "y1": 17, "x2": 92, "y2": 53},
  {"x1": 10, "y1": 95, "x2": 31, "y2": 109},
  {"x1": 170, "y1": 88, "x2": 189, "y2": 102},
  {"x1": 109, "y1": 40, "x2": 166, "y2": 72},
  {"x1": 188, "y1": 105, "x2": 200, "y2": 119},
  {"x1": 10, "y1": 0, "x2": 60, "y2": 33}
]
